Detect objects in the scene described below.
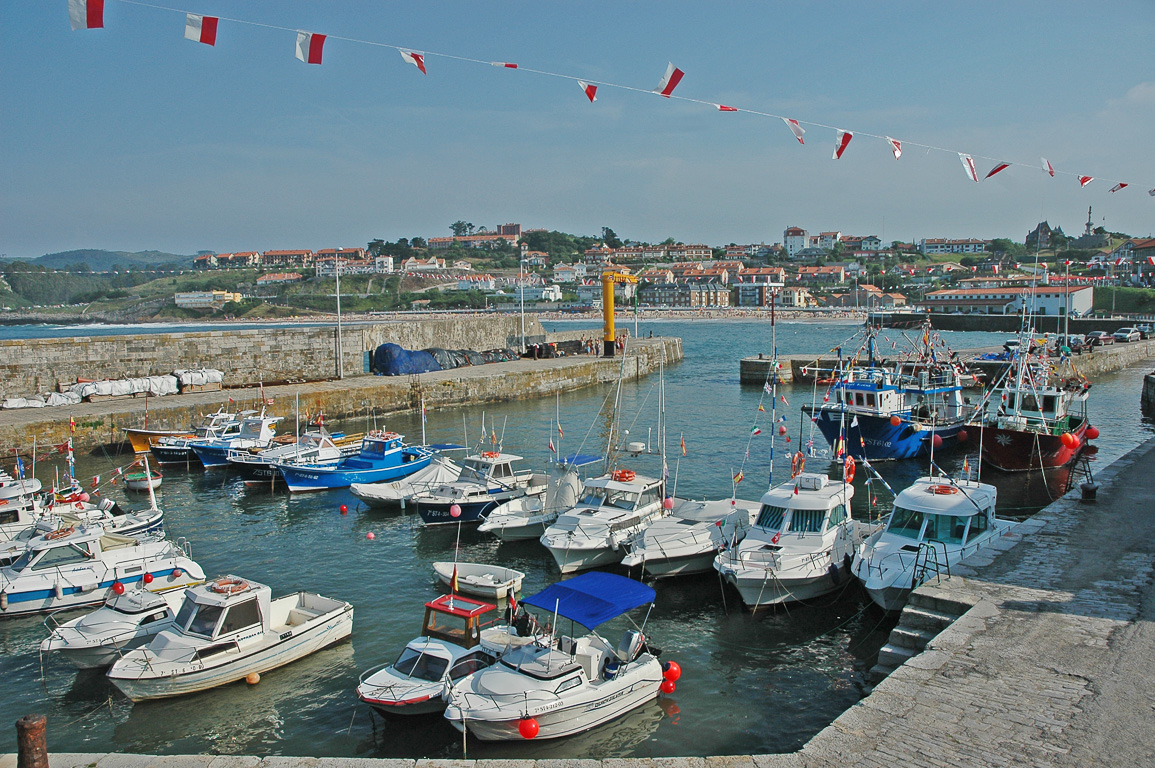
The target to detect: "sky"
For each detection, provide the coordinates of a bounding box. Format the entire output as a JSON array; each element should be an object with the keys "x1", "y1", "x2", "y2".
[{"x1": 3, "y1": 1, "x2": 1155, "y2": 259}]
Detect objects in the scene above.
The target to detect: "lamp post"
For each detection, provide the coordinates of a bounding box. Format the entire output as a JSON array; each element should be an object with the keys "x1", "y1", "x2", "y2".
[
  {"x1": 335, "y1": 257, "x2": 343, "y2": 380},
  {"x1": 519, "y1": 258, "x2": 526, "y2": 352}
]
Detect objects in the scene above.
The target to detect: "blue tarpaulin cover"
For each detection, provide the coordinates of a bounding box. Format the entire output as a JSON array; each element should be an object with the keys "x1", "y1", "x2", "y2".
[
  {"x1": 522, "y1": 572, "x2": 655, "y2": 629},
  {"x1": 373, "y1": 343, "x2": 442, "y2": 376}
]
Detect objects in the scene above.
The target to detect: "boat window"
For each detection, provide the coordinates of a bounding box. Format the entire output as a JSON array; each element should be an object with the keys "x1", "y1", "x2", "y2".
[
  {"x1": 755, "y1": 504, "x2": 787, "y2": 530},
  {"x1": 1042, "y1": 395, "x2": 1056, "y2": 413},
  {"x1": 186, "y1": 604, "x2": 225, "y2": 638},
  {"x1": 139, "y1": 610, "x2": 171, "y2": 626},
  {"x1": 637, "y1": 486, "x2": 661, "y2": 509},
  {"x1": 448, "y1": 651, "x2": 491, "y2": 681},
  {"x1": 555, "y1": 675, "x2": 582, "y2": 693},
  {"x1": 866, "y1": 393, "x2": 876, "y2": 408},
  {"x1": 8, "y1": 549, "x2": 35, "y2": 572},
  {"x1": 604, "y1": 490, "x2": 639, "y2": 510},
  {"x1": 31, "y1": 543, "x2": 91, "y2": 571},
  {"x1": 579, "y1": 486, "x2": 608, "y2": 507},
  {"x1": 394, "y1": 647, "x2": 449, "y2": 682},
  {"x1": 218, "y1": 599, "x2": 262, "y2": 635},
  {"x1": 887, "y1": 505, "x2": 925, "y2": 540},
  {"x1": 1005, "y1": 393, "x2": 1016, "y2": 410},
  {"x1": 175, "y1": 597, "x2": 197, "y2": 630},
  {"x1": 493, "y1": 463, "x2": 512, "y2": 478},
  {"x1": 923, "y1": 514, "x2": 966, "y2": 544},
  {"x1": 238, "y1": 422, "x2": 263, "y2": 438},
  {"x1": 965, "y1": 509, "x2": 989, "y2": 543},
  {"x1": 0, "y1": 510, "x2": 18, "y2": 525},
  {"x1": 827, "y1": 504, "x2": 847, "y2": 529},
  {"x1": 788, "y1": 508, "x2": 825, "y2": 534}
]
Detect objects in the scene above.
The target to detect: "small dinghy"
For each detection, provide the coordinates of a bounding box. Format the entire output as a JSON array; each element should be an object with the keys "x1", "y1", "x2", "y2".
[
  {"x1": 356, "y1": 593, "x2": 534, "y2": 716},
  {"x1": 123, "y1": 470, "x2": 162, "y2": 491},
  {"x1": 431, "y1": 562, "x2": 525, "y2": 600},
  {"x1": 107, "y1": 575, "x2": 353, "y2": 701},
  {"x1": 40, "y1": 587, "x2": 187, "y2": 669}
]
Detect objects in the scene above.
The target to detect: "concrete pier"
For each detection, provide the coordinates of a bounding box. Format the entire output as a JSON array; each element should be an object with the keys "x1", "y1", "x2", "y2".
[{"x1": 7, "y1": 437, "x2": 1153, "y2": 766}]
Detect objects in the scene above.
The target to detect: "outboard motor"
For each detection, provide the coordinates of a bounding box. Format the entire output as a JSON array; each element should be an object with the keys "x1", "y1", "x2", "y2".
[{"x1": 616, "y1": 629, "x2": 644, "y2": 663}]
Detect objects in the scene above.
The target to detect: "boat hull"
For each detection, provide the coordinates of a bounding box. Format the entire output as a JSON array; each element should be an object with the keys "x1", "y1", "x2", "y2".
[
  {"x1": 108, "y1": 607, "x2": 353, "y2": 702},
  {"x1": 720, "y1": 564, "x2": 849, "y2": 607},
  {"x1": 477, "y1": 515, "x2": 553, "y2": 541},
  {"x1": 149, "y1": 443, "x2": 200, "y2": 466},
  {"x1": 807, "y1": 408, "x2": 968, "y2": 461},
  {"x1": 545, "y1": 544, "x2": 624, "y2": 574},
  {"x1": 124, "y1": 429, "x2": 191, "y2": 454},
  {"x1": 0, "y1": 569, "x2": 197, "y2": 618},
  {"x1": 627, "y1": 549, "x2": 717, "y2": 578},
  {"x1": 278, "y1": 454, "x2": 432, "y2": 493},
  {"x1": 979, "y1": 418, "x2": 1087, "y2": 471},
  {"x1": 415, "y1": 498, "x2": 497, "y2": 525}
]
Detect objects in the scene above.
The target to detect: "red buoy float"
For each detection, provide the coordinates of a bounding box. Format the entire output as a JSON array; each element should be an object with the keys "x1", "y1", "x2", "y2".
[
  {"x1": 660, "y1": 680, "x2": 676, "y2": 694},
  {"x1": 518, "y1": 717, "x2": 539, "y2": 739},
  {"x1": 340, "y1": 504, "x2": 348, "y2": 514},
  {"x1": 931, "y1": 433, "x2": 943, "y2": 449},
  {"x1": 171, "y1": 568, "x2": 183, "y2": 579},
  {"x1": 957, "y1": 429, "x2": 969, "y2": 443},
  {"x1": 111, "y1": 581, "x2": 125, "y2": 595},
  {"x1": 1060, "y1": 432, "x2": 1077, "y2": 448},
  {"x1": 662, "y1": 660, "x2": 682, "y2": 682},
  {"x1": 1085, "y1": 426, "x2": 1100, "y2": 440},
  {"x1": 450, "y1": 504, "x2": 462, "y2": 519},
  {"x1": 663, "y1": 497, "x2": 674, "y2": 510},
  {"x1": 142, "y1": 573, "x2": 154, "y2": 585},
  {"x1": 889, "y1": 415, "x2": 902, "y2": 427},
  {"x1": 778, "y1": 425, "x2": 787, "y2": 436}
]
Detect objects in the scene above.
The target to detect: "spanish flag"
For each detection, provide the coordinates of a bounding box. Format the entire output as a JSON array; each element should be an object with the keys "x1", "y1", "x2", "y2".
[{"x1": 733, "y1": 471, "x2": 744, "y2": 484}]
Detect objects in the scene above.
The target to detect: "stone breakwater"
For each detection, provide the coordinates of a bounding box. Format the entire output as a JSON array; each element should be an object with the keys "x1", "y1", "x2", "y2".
[
  {"x1": 0, "y1": 336, "x2": 681, "y2": 453},
  {"x1": 10, "y1": 437, "x2": 1152, "y2": 767}
]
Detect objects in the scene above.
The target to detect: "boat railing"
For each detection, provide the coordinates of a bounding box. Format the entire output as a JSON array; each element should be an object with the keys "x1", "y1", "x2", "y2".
[
  {"x1": 451, "y1": 684, "x2": 567, "y2": 713},
  {"x1": 642, "y1": 526, "x2": 718, "y2": 558},
  {"x1": 912, "y1": 539, "x2": 950, "y2": 588}
]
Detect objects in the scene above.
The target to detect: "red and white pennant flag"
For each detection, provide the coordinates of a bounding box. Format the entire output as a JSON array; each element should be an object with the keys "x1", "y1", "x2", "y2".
[
  {"x1": 716, "y1": 104, "x2": 738, "y2": 112},
  {"x1": 886, "y1": 136, "x2": 902, "y2": 159},
  {"x1": 1079, "y1": 175, "x2": 1094, "y2": 187},
  {"x1": 69, "y1": 0, "x2": 103, "y2": 30},
  {"x1": 985, "y1": 162, "x2": 1010, "y2": 180},
  {"x1": 959, "y1": 153, "x2": 979, "y2": 182},
  {"x1": 832, "y1": 129, "x2": 852, "y2": 159},
  {"x1": 490, "y1": 61, "x2": 518, "y2": 69},
  {"x1": 577, "y1": 81, "x2": 597, "y2": 102},
  {"x1": 185, "y1": 14, "x2": 218, "y2": 46},
  {"x1": 295, "y1": 31, "x2": 326, "y2": 64},
  {"x1": 653, "y1": 62, "x2": 684, "y2": 98},
  {"x1": 1110, "y1": 182, "x2": 1128, "y2": 193},
  {"x1": 782, "y1": 118, "x2": 805, "y2": 144},
  {"x1": 1042, "y1": 157, "x2": 1055, "y2": 177},
  {"x1": 400, "y1": 50, "x2": 426, "y2": 74}
]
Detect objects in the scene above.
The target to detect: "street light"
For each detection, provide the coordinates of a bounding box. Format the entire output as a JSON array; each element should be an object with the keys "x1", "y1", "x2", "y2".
[
  {"x1": 335, "y1": 257, "x2": 343, "y2": 379},
  {"x1": 519, "y1": 258, "x2": 527, "y2": 352}
]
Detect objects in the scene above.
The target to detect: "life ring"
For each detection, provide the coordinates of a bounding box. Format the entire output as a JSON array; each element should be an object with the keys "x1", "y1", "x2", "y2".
[
  {"x1": 791, "y1": 451, "x2": 805, "y2": 478},
  {"x1": 930, "y1": 484, "x2": 958, "y2": 495},
  {"x1": 211, "y1": 577, "x2": 249, "y2": 595},
  {"x1": 843, "y1": 456, "x2": 855, "y2": 484},
  {"x1": 611, "y1": 469, "x2": 636, "y2": 482},
  {"x1": 481, "y1": 451, "x2": 500, "y2": 459},
  {"x1": 45, "y1": 526, "x2": 75, "y2": 541}
]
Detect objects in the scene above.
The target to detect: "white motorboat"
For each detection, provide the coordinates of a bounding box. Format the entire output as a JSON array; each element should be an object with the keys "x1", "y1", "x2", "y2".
[
  {"x1": 107, "y1": 575, "x2": 353, "y2": 701},
  {"x1": 852, "y1": 475, "x2": 1014, "y2": 612},
  {"x1": 0, "y1": 468, "x2": 41, "y2": 505},
  {"x1": 714, "y1": 472, "x2": 874, "y2": 607},
  {"x1": 356, "y1": 593, "x2": 533, "y2": 716},
  {"x1": 0, "y1": 525, "x2": 203, "y2": 617},
  {"x1": 412, "y1": 452, "x2": 550, "y2": 525},
  {"x1": 432, "y1": 562, "x2": 525, "y2": 600},
  {"x1": 444, "y1": 572, "x2": 676, "y2": 742},
  {"x1": 227, "y1": 429, "x2": 364, "y2": 487},
  {"x1": 40, "y1": 587, "x2": 187, "y2": 669},
  {"x1": 0, "y1": 496, "x2": 165, "y2": 568},
  {"x1": 540, "y1": 470, "x2": 672, "y2": 574},
  {"x1": 349, "y1": 455, "x2": 464, "y2": 509},
  {"x1": 189, "y1": 412, "x2": 282, "y2": 469},
  {"x1": 477, "y1": 464, "x2": 583, "y2": 541},
  {"x1": 621, "y1": 497, "x2": 760, "y2": 578},
  {"x1": 149, "y1": 409, "x2": 243, "y2": 465}
]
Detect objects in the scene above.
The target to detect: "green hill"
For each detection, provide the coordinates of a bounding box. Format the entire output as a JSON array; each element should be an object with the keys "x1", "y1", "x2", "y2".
[{"x1": 34, "y1": 249, "x2": 195, "y2": 272}]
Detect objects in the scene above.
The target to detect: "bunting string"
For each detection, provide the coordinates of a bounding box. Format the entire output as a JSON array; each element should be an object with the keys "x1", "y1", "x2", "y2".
[{"x1": 69, "y1": 0, "x2": 1149, "y2": 194}]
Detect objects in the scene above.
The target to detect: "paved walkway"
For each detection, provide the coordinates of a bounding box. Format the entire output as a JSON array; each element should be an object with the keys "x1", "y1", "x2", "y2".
[{"x1": 5, "y1": 438, "x2": 1154, "y2": 768}]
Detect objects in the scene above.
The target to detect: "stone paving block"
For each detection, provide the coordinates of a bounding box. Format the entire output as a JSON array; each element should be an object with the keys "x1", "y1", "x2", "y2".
[
  {"x1": 703, "y1": 755, "x2": 757, "y2": 768},
  {"x1": 534, "y1": 760, "x2": 603, "y2": 768},
  {"x1": 650, "y1": 757, "x2": 706, "y2": 768},
  {"x1": 208, "y1": 758, "x2": 261, "y2": 768},
  {"x1": 602, "y1": 758, "x2": 652, "y2": 768},
  {"x1": 0, "y1": 755, "x2": 15, "y2": 768},
  {"x1": 261, "y1": 758, "x2": 321, "y2": 768},
  {"x1": 474, "y1": 761, "x2": 533, "y2": 768},
  {"x1": 414, "y1": 760, "x2": 473, "y2": 768},
  {"x1": 47, "y1": 754, "x2": 106, "y2": 768},
  {"x1": 94, "y1": 755, "x2": 159, "y2": 768},
  {"x1": 149, "y1": 756, "x2": 218, "y2": 768},
  {"x1": 316, "y1": 760, "x2": 412, "y2": 768}
]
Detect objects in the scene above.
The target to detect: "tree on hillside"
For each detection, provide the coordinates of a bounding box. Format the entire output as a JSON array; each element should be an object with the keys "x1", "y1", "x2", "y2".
[
  {"x1": 601, "y1": 227, "x2": 623, "y2": 249},
  {"x1": 451, "y1": 221, "x2": 470, "y2": 237},
  {"x1": 411, "y1": 237, "x2": 427, "y2": 248}
]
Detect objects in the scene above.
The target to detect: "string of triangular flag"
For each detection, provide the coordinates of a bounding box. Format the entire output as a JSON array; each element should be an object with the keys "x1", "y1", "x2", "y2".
[{"x1": 68, "y1": 0, "x2": 1151, "y2": 195}]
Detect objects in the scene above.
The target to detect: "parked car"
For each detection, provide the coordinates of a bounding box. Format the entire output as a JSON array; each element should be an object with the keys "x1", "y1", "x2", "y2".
[
  {"x1": 1052, "y1": 334, "x2": 1086, "y2": 355},
  {"x1": 1113, "y1": 327, "x2": 1141, "y2": 343},
  {"x1": 1085, "y1": 331, "x2": 1115, "y2": 347},
  {"x1": 1136, "y1": 324, "x2": 1153, "y2": 339}
]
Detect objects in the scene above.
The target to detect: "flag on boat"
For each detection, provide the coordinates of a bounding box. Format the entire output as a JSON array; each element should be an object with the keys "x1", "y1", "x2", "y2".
[
  {"x1": 69, "y1": 0, "x2": 103, "y2": 30},
  {"x1": 653, "y1": 62, "x2": 684, "y2": 97},
  {"x1": 295, "y1": 31, "x2": 326, "y2": 64},
  {"x1": 963, "y1": 456, "x2": 970, "y2": 475},
  {"x1": 782, "y1": 118, "x2": 806, "y2": 144},
  {"x1": 886, "y1": 136, "x2": 902, "y2": 159},
  {"x1": 716, "y1": 104, "x2": 738, "y2": 112},
  {"x1": 833, "y1": 129, "x2": 853, "y2": 160},
  {"x1": 91, "y1": 475, "x2": 100, "y2": 488},
  {"x1": 758, "y1": 404, "x2": 765, "y2": 412},
  {"x1": 70, "y1": 415, "x2": 76, "y2": 434},
  {"x1": 780, "y1": 395, "x2": 789, "y2": 406},
  {"x1": 491, "y1": 430, "x2": 497, "y2": 445},
  {"x1": 750, "y1": 427, "x2": 762, "y2": 436},
  {"x1": 680, "y1": 434, "x2": 686, "y2": 456},
  {"x1": 771, "y1": 531, "x2": 781, "y2": 544},
  {"x1": 401, "y1": 50, "x2": 426, "y2": 74},
  {"x1": 577, "y1": 81, "x2": 597, "y2": 102},
  {"x1": 732, "y1": 470, "x2": 744, "y2": 484},
  {"x1": 557, "y1": 423, "x2": 564, "y2": 438},
  {"x1": 548, "y1": 438, "x2": 556, "y2": 453},
  {"x1": 1110, "y1": 182, "x2": 1128, "y2": 193},
  {"x1": 850, "y1": 416, "x2": 859, "y2": 427},
  {"x1": 185, "y1": 13, "x2": 218, "y2": 45},
  {"x1": 14, "y1": 456, "x2": 23, "y2": 479},
  {"x1": 451, "y1": 564, "x2": 459, "y2": 593}
]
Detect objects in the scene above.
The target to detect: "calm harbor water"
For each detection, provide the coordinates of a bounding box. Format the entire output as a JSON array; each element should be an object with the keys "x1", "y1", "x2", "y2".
[{"x1": 1, "y1": 318, "x2": 1152, "y2": 758}]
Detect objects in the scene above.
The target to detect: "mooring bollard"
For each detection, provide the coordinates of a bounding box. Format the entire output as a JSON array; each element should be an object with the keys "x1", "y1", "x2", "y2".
[{"x1": 16, "y1": 714, "x2": 48, "y2": 768}]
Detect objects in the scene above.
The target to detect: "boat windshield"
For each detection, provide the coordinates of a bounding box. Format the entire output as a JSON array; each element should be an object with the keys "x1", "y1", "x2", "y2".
[
  {"x1": 8, "y1": 548, "x2": 36, "y2": 572},
  {"x1": 786, "y1": 508, "x2": 827, "y2": 534},
  {"x1": 579, "y1": 486, "x2": 638, "y2": 510},
  {"x1": 177, "y1": 602, "x2": 224, "y2": 638},
  {"x1": 755, "y1": 504, "x2": 787, "y2": 530},
  {"x1": 921, "y1": 513, "x2": 969, "y2": 545},
  {"x1": 887, "y1": 505, "x2": 926, "y2": 540},
  {"x1": 238, "y1": 422, "x2": 264, "y2": 439},
  {"x1": 394, "y1": 647, "x2": 449, "y2": 682}
]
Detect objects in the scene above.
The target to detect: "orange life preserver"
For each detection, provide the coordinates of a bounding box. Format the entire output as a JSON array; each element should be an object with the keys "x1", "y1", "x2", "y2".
[
  {"x1": 791, "y1": 451, "x2": 805, "y2": 478},
  {"x1": 45, "y1": 526, "x2": 75, "y2": 541},
  {"x1": 211, "y1": 577, "x2": 249, "y2": 595},
  {"x1": 844, "y1": 456, "x2": 856, "y2": 484},
  {"x1": 930, "y1": 484, "x2": 958, "y2": 495},
  {"x1": 481, "y1": 451, "x2": 500, "y2": 459},
  {"x1": 611, "y1": 469, "x2": 636, "y2": 482}
]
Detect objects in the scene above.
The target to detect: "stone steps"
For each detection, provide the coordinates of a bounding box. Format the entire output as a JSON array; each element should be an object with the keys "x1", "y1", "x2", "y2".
[{"x1": 869, "y1": 592, "x2": 973, "y2": 685}]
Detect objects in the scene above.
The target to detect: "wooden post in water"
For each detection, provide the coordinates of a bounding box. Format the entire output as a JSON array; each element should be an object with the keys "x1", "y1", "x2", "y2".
[{"x1": 16, "y1": 714, "x2": 48, "y2": 768}]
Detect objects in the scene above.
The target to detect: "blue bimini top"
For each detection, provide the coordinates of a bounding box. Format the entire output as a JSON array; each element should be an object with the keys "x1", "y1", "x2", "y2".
[{"x1": 522, "y1": 572, "x2": 656, "y2": 629}]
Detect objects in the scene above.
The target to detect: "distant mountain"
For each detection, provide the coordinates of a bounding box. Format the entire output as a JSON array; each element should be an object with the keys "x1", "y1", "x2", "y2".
[{"x1": 35, "y1": 249, "x2": 195, "y2": 272}]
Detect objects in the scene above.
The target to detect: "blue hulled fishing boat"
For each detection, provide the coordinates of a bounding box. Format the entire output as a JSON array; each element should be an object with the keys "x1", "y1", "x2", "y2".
[{"x1": 275, "y1": 431, "x2": 432, "y2": 493}]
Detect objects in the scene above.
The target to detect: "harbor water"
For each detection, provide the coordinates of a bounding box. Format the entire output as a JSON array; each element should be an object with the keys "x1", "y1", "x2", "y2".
[{"x1": 1, "y1": 319, "x2": 1152, "y2": 759}]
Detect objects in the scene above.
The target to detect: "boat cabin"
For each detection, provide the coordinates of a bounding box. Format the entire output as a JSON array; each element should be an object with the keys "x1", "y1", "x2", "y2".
[
  {"x1": 575, "y1": 473, "x2": 663, "y2": 513},
  {"x1": 357, "y1": 432, "x2": 404, "y2": 458},
  {"x1": 233, "y1": 416, "x2": 280, "y2": 443},
  {"x1": 749, "y1": 473, "x2": 852, "y2": 546},
  {"x1": 458, "y1": 452, "x2": 524, "y2": 483},
  {"x1": 884, "y1": 480, "x2": 996, "y2": 550},
  {"x1": 167, "y1": 578, "x2": 274, "y2": 653},
  {"x1": 6, "y1": 527, "x2": 143, "y2": 575},
  {"x1": 421, "y1": 593, "x2": 497, "y2": 650},
  {"x1": 993, "y1": 382, "x2": 1086, "y2": 432}
]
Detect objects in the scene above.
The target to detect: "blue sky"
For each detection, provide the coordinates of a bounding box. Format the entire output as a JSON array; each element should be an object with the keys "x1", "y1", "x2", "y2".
[{"x1": 3, "y1": 1, "x2": 1154, "y2": 258}]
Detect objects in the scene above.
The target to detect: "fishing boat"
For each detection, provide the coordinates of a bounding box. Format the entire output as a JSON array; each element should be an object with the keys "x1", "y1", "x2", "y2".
[
  {"x1": 432, "y1": 562, "x2": 525, "y2": 600},
  {"x1": 106, "y1": 575, "x2": 353, "y2": 701},
  {"x1": 443, "y1": 572, "x2": 676, "y2": 742},
  {"x1": 477, "y1": 462, "x2": 586, "y2": 541},
  {"x1": 226, "y1": 429, "x2": 363, "y2": 487},
  {"x1": 0, "y1": 468, "x2": 41, "y2": 505},
  {"x1": 0, "y1": 494, "x2": 165, "y2": 568},
  {"x1": 189, "y1": 412, "x2": 282, "y2": 469},
  {"x1": 713, "y1": 471, "x2": 873, "y2": 607},
  {"x1": 621, "y1": 497, "x2": 760, "y2": 578},
  {"x1": 0, "y1": 525, "x2": 203, "y2": 617},
  {"x1": 148, "y1": 409, "x2": 242, "y2": 466},
  {"x1": 356, "y1": 593, "x2": 533, "y2": 716},
  {"x1": 349, "y1": 455, "x2": 465, "y2": 509},
  {"x1": 275, "y1": 431, "x2": 433, "y2": 493},
  {"x1": 411, "y1": 452, "x2": 549, "y2": 525},
  {"x1": 123, "y1": 469, "x2": 162, "y2": 491},
  {"x1": 539, "y1": 470, "x2": 671, "y2": 574},
  {"x1": 40, "y1": 587, "x2": 187, "y2": 669},
  {"x1": 851, "y1": 475, "x2": 1014, "y2": 611}
]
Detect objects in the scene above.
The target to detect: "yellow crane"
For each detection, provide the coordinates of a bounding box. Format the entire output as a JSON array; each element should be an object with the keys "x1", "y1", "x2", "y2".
[{"x1": 600, "y1": 271, "x2": 638, "y2": 357}]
